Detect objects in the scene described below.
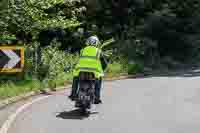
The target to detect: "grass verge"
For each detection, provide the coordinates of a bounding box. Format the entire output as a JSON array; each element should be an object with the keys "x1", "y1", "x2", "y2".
[
  {"x1": 0, "y1": 73, "x2": 73, "y2": 100},
  {"x1": 0, "y1": 62, "x2": 129, "y2": 100}
]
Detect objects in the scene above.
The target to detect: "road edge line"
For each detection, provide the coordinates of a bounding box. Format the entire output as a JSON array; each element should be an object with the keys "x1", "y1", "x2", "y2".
[
  {"x1": 0, "y1": 74, "x2": 135, "y2": 133},
  {"x1": 0, "y1": 95, "x2": 51, "y2": 133}
]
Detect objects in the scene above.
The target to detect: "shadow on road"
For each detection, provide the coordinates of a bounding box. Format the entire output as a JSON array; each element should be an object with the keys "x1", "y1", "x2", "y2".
[
  {"x1": 56, "y1": 109, "x2": 98, "y2": 120},
  {"x1": 128, "y1": 67, "x2": 200, "y2": 79}
]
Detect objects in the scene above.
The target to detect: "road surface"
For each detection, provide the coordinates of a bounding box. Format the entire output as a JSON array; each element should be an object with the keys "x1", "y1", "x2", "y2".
[{"x1": 2, "y1": 76, "x2": 200, "y2": 133}]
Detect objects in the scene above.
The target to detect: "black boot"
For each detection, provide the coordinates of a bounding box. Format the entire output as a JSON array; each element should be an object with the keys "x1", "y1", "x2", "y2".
[
  {"x1": 94, "y1": 98, "x2": 102, "y2": 104},
  {"x1": 68, "y1": 94, "x2": 76, "y2": 101},
  {"x1": 69, "y1": 77, "x2": 79, "y2": 101}
]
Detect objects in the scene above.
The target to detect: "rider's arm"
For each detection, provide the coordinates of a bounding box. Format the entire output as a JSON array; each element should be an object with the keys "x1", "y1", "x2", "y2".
[
  {"x1": 100, "y1": 53, "x2": 109, "y2": 71},
  {"x1": 79, "y1": 49, "x2": 83, "y2": 56}
]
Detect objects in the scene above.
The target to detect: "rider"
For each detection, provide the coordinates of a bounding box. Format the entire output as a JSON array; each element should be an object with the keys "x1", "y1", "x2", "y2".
[{"x1": 69, "y1": 35, "x2": 106, "y2": 104}]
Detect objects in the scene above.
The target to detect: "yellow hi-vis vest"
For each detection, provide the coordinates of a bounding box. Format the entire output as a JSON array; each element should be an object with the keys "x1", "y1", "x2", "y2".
[{"x1": 73, "y1": 46, "x2": 104, "y2": 79}]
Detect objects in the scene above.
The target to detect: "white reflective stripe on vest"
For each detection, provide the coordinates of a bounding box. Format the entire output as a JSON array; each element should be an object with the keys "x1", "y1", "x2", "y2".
[
  {"x1": 80, "y1": 56, "x2": 97, "y2": 59},
  {"x1": 79, "y1": 67, "x2": 101, "y2": 73}
]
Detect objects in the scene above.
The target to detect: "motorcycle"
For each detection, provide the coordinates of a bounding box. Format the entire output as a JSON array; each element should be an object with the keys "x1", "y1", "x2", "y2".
[
  {"x1": 69, "y1": 38, "x2": 115, "y2": 114},
  {"x1": 75, "y1": 71, "x2": 96, "y2": 114}
]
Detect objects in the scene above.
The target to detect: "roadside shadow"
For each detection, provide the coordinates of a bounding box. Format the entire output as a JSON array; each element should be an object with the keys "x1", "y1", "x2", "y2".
[
  {"x1": 180, "y1": 69, "x2": 200, "y2": 77},
  {"x1": 128, "y1": 67, "x2": 200, "y2": 79},
  {"x1": 56, "y1": 109, "x2": 98, "y2": 120}
]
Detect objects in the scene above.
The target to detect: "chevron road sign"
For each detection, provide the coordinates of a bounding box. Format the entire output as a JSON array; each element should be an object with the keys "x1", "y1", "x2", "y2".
[{"x1": 0, "y1": 46, "x2": 24, "y2": 72}]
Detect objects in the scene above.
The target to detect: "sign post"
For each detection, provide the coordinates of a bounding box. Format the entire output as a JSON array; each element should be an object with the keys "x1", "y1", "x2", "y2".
[{"x1": 0, "y1": 46, "x2": 24, "y2": 72}]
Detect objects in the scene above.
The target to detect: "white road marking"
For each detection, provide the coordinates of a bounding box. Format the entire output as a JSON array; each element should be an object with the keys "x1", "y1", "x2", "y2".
[{"x1": 0, "y1": 95, "x2": 51, "y2": 133}]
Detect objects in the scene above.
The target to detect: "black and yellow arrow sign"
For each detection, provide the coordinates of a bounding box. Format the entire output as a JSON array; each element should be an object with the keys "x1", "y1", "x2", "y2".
[{"x1": 0, "y1": 46, "x2": 24, "y2": 72}]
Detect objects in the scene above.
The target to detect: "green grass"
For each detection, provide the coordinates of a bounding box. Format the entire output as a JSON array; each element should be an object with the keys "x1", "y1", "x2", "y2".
[
  {"x1": 0, "y1": 79, "x2": 41, "y2": 100},
  {"x1": 105, "y1": 62, "x2": 128, "y2": 77},
  {"x1": 0, "y1": 61, "x2": 129, "y2": 100},
  {"x1": 0, "y1": 68, "x2": 124, "y2": 100},
  {"x1": 128, "y1": 62, "x2": 144, "y2": 74},
  {"x1": 0, "y1": 73, "x2": 73, "y2": 100},
  {"x1": 44, "y1": 72, "x2": 73, "y2": 89}
]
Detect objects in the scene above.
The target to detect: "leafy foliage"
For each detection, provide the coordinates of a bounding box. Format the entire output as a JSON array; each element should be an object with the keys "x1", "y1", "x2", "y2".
[{"x1": 1, "y1": 0, "x2": 200, "y2": 77}]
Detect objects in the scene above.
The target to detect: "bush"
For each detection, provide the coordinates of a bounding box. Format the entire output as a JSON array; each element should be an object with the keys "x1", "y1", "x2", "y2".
[
  {"x1": 106, "y1": 62, "x2": 122, "y2": 74},
  {"x1": 23, "y1": 40, "x2": 78, "y2": 88},
  {"x1": 105, "y1": 57, "x2": 128, "y2": 77},
  {"x1": 128, "y1": 61, "x2": 144, "y2": 74},
  {"x1": 39, "y1": 40, "x2": 78, "y2": 87}
]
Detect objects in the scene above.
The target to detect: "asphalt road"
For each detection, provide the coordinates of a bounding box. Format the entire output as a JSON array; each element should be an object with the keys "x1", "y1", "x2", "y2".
[{"x1": 4, "y1": 76, "x2": 200, "y2": 133}]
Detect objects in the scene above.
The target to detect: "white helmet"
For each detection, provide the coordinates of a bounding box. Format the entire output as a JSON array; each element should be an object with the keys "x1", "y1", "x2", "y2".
[{"x1": 86, "y1": 36, "x2": 100, "y2": 46}]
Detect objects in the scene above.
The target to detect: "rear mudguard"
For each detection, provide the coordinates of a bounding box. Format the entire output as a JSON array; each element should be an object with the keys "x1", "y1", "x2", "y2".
[{"x1": 75, "y1": 80, "x2": 95, "y2": 109}]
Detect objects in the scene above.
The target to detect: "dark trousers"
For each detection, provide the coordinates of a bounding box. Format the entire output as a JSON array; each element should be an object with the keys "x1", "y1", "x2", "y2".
[
  {"x1": 70, "y1": 77, "x2": 102, "y2": 99},
  {"x1": 71, "y1": 77, "x2": 79, "y2": 97},
  {"x1": 95, "y1": 77, "x2": 102, "y2": 99}
]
